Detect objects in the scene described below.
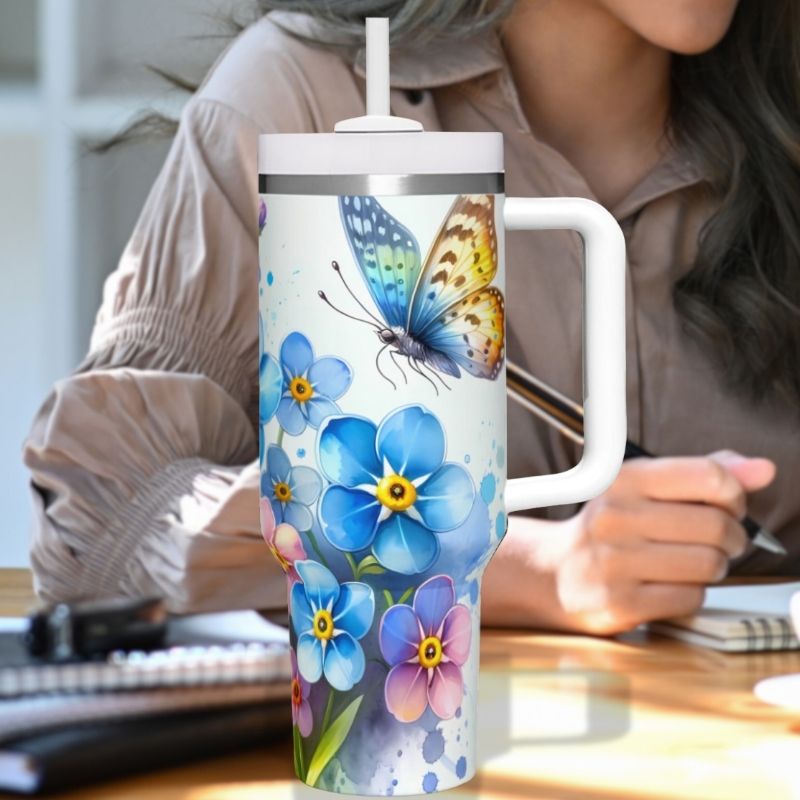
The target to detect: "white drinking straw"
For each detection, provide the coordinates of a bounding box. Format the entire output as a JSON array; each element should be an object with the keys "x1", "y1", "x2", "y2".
[{"x1": 365, "y1": 18, "x2": 390, "y2": 117}]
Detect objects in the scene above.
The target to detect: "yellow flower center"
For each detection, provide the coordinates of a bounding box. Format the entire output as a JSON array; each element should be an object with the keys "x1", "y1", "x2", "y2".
[
  {"x1": 418, "y1": 635, "x2": 443, "y2": 669},
  {"x1": 274, "y1": 482, "x2": 292, "y2": 503},
  {"x1": 376, "y1": 474, "x2": 417, "y2": 512},
  {"x1": 313, "y1": 609, "x2": 334, "y2": 641},
  {"x1": 291, "y1": 677, "x2": 302, "y2": 705},
  {"x1": 289, "y1": 376, "x2": 314, "y2": 402},
  {"x1": 269, "y1": 544, "x2": 290, "y2": 573}
]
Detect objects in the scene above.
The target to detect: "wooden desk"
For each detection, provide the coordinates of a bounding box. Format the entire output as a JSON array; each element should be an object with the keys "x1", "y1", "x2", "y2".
[{"x1": 3, "y1": 569, "x2": 800, "y2": 799}]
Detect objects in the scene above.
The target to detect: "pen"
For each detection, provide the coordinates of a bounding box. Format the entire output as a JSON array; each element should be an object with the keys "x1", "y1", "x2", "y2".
[{"x1": 506, "y1": 360, "x2": 787, "y2": 556}]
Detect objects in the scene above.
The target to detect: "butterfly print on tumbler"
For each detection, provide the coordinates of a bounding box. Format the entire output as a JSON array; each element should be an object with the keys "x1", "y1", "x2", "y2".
[{"x1": 318, "y1": 194, "x2": 505, "y2": 392}]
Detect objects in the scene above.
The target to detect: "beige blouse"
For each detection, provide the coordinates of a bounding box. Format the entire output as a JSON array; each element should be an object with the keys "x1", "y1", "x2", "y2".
[{"x1": 23, "y1": 13, "x2": 800, "y2": 613}]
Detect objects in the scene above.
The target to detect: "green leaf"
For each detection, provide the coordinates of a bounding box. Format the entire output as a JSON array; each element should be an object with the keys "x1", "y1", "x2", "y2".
[
  {"x1": 397, "y1": 586, "x2": 415, "y2": 605},
  {"x1": 354, "y1": 554, "x2": 384, "y2": 579},
  {"x1": 320, "y1": 688, "x2": 335, "y2": 735},
  {"x1": 306, "y1": 695, "x2": 363, "y2": 787},
  {"x1": 293, "y1": 725, "x2": 306, "y2": 780},
  {"x1": 383, "y1": 589, "x2": 394, "y2": 609},
  {"x1": 358, "y1": 564, "x2": 387, "y2": 576}
]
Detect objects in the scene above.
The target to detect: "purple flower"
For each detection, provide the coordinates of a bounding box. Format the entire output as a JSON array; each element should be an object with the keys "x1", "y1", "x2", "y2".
[
  {"x1": 258, "y1": 197, "x2": 267, "y2": 234},
  {"x1": 379, "y1": 575, "x2": 471, "y2": 723},
  {"x1": 290, "y1": 649, "x2": 313, "y2": 736}
]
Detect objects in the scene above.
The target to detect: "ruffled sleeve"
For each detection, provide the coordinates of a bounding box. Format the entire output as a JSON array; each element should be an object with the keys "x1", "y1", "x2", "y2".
[{"x1": 23, "y1": 93, "x2": 293, "y2": 613}]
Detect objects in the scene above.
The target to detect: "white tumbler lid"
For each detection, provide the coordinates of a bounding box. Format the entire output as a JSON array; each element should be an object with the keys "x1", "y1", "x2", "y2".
[
  {"x1": 258, "y1": 132, "x2": 502, "y2": 176},
  {"x1": 258, "y1": 18, "x2": 503, "y2": 177}
]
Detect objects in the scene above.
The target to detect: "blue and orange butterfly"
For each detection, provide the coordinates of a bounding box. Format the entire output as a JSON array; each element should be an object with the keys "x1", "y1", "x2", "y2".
[{"x1": 319, "y1": 194, "x2": 505, "y2": 390}]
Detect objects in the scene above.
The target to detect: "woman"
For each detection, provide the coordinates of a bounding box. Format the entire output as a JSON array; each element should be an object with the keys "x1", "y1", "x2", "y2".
[{"x1": 24, "y1": 0, "x2": 800, "y2": 633}]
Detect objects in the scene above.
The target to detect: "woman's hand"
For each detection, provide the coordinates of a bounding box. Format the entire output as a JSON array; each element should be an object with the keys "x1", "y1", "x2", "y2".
[{"x1": 482, "y1": 451, "x2": 776, "y2": 635}]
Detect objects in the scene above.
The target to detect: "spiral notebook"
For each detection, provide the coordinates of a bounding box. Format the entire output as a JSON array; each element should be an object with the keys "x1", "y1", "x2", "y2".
[
  {"x1": 0, "y1": 610, "x2": 293, "y2": 794},
  {"x1": 649, "y1": 581, "x2": 800, "y2": 652},
  {"x1": 0, "y1": 610, "x2": 291, "y2": 698}
]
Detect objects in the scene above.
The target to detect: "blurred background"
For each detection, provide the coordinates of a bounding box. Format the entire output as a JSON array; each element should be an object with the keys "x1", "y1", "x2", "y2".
[{"x1": 0, "y1": 0, "x2": 252, "y2": 567}]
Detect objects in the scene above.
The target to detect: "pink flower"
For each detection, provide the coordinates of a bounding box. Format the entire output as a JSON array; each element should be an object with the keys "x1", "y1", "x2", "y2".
[
  {"x1": 260, "y1": 498, "x2": 306, "y2": 583},
  {"x1": 290, "y1": 649, "x2": 313, "y2": 736},
  {"x1": 379, "y1": 575, "x2": 472, "y2": 723}
]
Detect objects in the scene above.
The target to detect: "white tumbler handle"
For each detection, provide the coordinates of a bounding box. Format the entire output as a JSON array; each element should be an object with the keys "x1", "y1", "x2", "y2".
[{"x1": 504, "y1": 197, "x2": 627, "y2": 512}]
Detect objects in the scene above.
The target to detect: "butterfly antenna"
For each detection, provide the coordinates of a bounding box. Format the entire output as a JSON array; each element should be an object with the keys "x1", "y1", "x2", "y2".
[
  {"x1": 389, "y1": 349, "x2": 408, "y2": 385},
  {"x1": 409, "y1": 357, "x2": 439, "y2": 396},
  {"x1": 331, "y1": 261, "x2": 384, "y2": 327},
  {"x1": 318, "y1": 290, "x2": 380, "y2": 329},
  {"x1": 375, "y1": 345, "x2": 397, "y2": 390}
]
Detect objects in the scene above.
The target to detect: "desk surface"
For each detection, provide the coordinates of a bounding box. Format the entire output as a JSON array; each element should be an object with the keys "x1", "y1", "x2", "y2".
[{"x1": 2, "y1": 568, "x2": 799, "y2": 800}]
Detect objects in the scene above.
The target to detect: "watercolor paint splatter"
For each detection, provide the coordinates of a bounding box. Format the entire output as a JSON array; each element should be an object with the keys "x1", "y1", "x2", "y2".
[{"x1": 480, "y1": 473, "x2": 497, "y2": 504}]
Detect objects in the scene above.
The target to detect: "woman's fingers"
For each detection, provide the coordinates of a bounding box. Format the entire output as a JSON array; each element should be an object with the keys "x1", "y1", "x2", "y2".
[
  {"x1": 708, "y1": 450, "x2": 776, "y2": 493},
  {"x1": 599, "y1": 500, "x2": 747, "y2": 557},
  {"x1": 610, "y1": 542, "x2": 729, "y2": 584},
  {"x1": 612, "y1": 453, "x2": 768, "y2": 519}
]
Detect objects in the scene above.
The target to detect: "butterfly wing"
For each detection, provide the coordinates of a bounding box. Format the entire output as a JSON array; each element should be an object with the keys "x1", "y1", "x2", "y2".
[
  {"x1": 418, "y1": 287, "x2": 505, "y2": 380},
  {"x1": 338, "y1": 195, "x2": 422, "y2": 328},
  {"x1": 406, "y1": 194, "x2": 504, "y2": 379},
  {"x1": 408, "y1": 195, "x2": 498, "y2": 336}
]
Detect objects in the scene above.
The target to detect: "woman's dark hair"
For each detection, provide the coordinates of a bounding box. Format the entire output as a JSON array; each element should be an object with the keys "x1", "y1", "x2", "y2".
[
  {"x1": 106, "y1": 0, "x2": 800, "y2": 407},
  {"x1": 256, "y1": 0, "x2": 514, "y2": 45},
  {"x1": 670, "y1": 0, "x2": 800, "y2": 407}
]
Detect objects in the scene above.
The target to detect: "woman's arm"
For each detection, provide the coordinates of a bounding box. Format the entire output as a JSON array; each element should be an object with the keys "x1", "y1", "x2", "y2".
[
  {"x1": 24, "y1": 372, "x2": 282, "y2": 613},
  {"x1": 483, "y1": 451, "x2": 775, "y2": 634},
  {"x1": 23, "y1": 95, "x2": 291, "y2": 614}
]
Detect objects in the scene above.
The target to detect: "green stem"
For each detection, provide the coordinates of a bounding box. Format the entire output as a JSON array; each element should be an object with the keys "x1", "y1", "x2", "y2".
[
  {"x1": 397, "y1": 586, "x2": 414, "y2": 605},
  {"x1": 383, "y1": 589, "x2": 394, "y2": 609},
  {"x1": 344, "y1": 552, "x2": 359, "y2": 579},
  {"x1": 305, "y1": 528, "x2": 329, "y2": 569},
  {"x1": 297, "y1": 729, "x2": 306, "y2": 778},
  {"x1": 321, "y1": 688, "x2": 336, "y2": 734},
  {"x1": 276, "y1": 428, "x2": 285, "y2": 448}
]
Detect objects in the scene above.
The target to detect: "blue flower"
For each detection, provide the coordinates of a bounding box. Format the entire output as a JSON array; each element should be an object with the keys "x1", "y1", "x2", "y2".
[
  {"x1": 291, "y1": 560, "x2": 374, "y2": 691},
  {"x1": 277, "y1": 332, "x2": 352, "y2": 436},
  {"x1": 259, "y1": 351, "x2": 282, "y2": 466},
  {"x1": 263, "y1": 445, "x2": 322, "y2": 531},
  {"x1": 317, "y1": 405, "x2": 476, "y2": 575},
  {"x1": 260, "y1": 352, "x2": 282, "y2": 426}
]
